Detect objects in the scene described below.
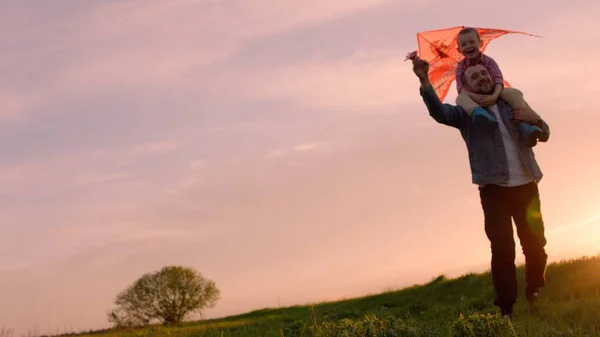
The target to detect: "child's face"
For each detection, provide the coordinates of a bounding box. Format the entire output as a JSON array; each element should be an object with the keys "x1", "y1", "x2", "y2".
[{"x1": 458, "y1": 32, "x2": 481, "y2": 60}]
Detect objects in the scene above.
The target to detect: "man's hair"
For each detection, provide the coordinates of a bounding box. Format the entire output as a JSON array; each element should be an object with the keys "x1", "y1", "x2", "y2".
[{"x1": 457, "y1": 27, "x2": 481, "y2": 45}]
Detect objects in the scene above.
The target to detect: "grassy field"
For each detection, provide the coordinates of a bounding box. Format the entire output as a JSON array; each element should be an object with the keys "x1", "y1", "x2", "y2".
[{"x1": 69, "y1": 255, "x2": 600, "y2": 336}]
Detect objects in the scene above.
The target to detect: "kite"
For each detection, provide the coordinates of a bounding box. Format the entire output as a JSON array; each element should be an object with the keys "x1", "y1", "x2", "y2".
[{"x1": 405, "y1": 26, "x2": 540, "y2": 102}]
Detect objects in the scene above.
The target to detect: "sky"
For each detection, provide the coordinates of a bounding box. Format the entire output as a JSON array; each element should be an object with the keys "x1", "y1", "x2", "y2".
[{"x1": 1, "y1": 0, "x2": 600, "y2": 334}]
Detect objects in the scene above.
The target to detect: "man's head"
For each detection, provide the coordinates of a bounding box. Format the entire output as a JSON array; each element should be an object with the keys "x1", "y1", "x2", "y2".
[
  {"x1": 462, "y1": 64, "x2": 494, "y2": 94},
  {"x1": 457, "y1": 27, "x2": 482, "y2": 60}
]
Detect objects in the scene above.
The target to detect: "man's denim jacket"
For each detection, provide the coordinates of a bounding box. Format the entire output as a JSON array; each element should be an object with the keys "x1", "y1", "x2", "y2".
[{"x1": 419, "y1": 84, "x2": 550, "y2": 186}]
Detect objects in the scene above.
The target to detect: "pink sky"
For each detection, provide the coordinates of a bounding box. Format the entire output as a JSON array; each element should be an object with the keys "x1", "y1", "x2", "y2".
[{"x1": 1, "y1": 0, "x2": 600, "y2": 334}]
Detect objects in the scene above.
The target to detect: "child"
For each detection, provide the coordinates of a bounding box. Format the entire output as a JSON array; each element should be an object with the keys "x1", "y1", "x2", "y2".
[{"x1": 454, "y1": 27, "x2": 542, "y2": 147}]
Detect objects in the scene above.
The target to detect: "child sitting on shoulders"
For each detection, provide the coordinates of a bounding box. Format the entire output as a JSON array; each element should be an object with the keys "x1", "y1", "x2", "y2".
[{"x1": 455, "y1": 27, "x2": 542, "y2": 147}]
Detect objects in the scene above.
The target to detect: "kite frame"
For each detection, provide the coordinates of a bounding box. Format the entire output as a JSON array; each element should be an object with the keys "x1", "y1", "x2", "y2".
[{"x1": 416, "y1": 25, "x2": 542, "y2": 63}]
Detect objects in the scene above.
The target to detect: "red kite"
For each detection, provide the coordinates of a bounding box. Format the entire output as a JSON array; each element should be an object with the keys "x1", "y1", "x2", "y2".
[{"x1": 406, "y1": 26, "x2": 540, "y2": 101}]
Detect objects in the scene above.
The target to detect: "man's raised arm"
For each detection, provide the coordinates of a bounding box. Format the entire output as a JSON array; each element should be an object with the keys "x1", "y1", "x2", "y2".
[{"x1": 413, "y1": 59, "x2": 466, "y2": 129}]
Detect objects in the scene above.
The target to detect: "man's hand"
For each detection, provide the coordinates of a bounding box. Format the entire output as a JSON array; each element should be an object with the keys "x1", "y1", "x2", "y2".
[
  {"x1": 512, "y1": 106, "x2": 541, "y2": 124},
  {"x1": 412, "y1": 57, "x2": 429, "y2": 80}
]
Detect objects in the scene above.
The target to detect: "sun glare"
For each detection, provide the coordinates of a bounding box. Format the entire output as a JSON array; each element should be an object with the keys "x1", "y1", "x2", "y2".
[{"x1": 546, "y1": 213, "x2": 600, "y2": 259}]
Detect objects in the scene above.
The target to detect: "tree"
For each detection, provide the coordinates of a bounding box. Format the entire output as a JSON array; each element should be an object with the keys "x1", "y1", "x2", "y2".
[
  {"x1": 107, "y1": 306, "x2": 144, "y2": 328},
  {"x1": 107, "y1": 266, "x2": 220, "y2": 326}
]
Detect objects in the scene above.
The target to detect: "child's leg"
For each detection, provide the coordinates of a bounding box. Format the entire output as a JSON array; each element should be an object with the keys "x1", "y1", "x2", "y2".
[
  {"x1": 500, "y1": 87, "x2": 527, "y2": 109},
  {"x1": 501, "y1": 88, "x2": 542, "y2": 147},
  {"x1": 456, "y1": 91, "x2": 480, "y2": 116},
  {"x1": 456, "y1": 91, "x2": 497, "y2": 127}
]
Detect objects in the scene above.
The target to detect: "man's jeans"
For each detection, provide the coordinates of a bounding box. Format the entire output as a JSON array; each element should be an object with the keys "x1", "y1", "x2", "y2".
[{"x1": 479, "y1": 182, "x2": 548, "y2": 313}]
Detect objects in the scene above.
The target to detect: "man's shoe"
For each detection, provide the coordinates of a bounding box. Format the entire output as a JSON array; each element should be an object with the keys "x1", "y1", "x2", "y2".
[
  {"x1": 500, "y1": 307, "x2": 513, "y2": 321},
  {"x1": 527, "y1": 291, "x2": 540, "y2": 306},
  {"x1": 526, "y1": 289, "x2": 541, "y2": 314}
]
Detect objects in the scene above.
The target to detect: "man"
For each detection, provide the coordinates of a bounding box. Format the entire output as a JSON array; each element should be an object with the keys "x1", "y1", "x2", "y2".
[{"x1": 411, "y1": 57, "x2": 550, "y2": 319}]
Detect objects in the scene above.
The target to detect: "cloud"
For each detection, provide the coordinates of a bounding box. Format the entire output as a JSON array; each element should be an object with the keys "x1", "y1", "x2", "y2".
[
  {"x1": 209, "y1": 50, "x2": 417, "y2": 109},
  {"x1": 9, "y1": 0, "x2": 398, "y2": 96},
  {"x1": 547, "y1": 214, "x2": 600, "y2": 235},
  {"x1": 129, "y1": 141, "x2": 180, "y2": 156},
  {"x1": 167, "y1": 158, "x2": 235, "y2": 193},
  {"x1": 0, "y1": 137, "x2": 181, "y2": 193},
  {"x1": 190, "y1": 159, "x2": 209, "y2": 170},
  {"x1": 0, "y1": 165, "x2": 27, "y2": 186},
  {"x1": 83, "y1": 0, "x2": 394, "y2": 43},
  {"x1": 176, "y1": 177, "x2": 204, "y2": 190},
  {"x1": 167, "y1": 141, "x2": 335, "y2": 196},
  {"x1": 74, "y1": 171, "x2": 129, "y2": 186},
  {"x1": 161, "y1": 159, "x2": 215, "y2": 193},
  {"x1": 0, "y1": 211, "x2": 219, "y2": 272},
  {"x1": 61, "y1": 221, "x2": 213, "y2": 244},
  {"x1": 266, "y1": 141, "x2": 329, "y2": 158},
  {"x1": 294, "y1": 142, "x2": 325, "y2": 152},
  {"x1": 0, "y1": 90, "x2": 27, "y2": 121}
]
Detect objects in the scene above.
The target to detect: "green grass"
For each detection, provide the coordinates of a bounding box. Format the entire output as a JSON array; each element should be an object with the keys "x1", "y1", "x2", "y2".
[{"x1": 73, "y1": 255, "x2": 600, "y2": 337}]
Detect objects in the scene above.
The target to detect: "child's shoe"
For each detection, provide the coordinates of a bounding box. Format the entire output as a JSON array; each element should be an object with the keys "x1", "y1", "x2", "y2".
[
  {"x1": 472, "y1": 107, "x2": 498, "y2": 128},
  {"x1": 519, "y1": 123, "x2": 542, "y2": 147}
]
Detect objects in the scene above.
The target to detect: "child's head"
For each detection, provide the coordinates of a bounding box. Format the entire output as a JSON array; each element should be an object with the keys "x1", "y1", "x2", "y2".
[{"x1": 457, "y1": 27, "x2": 482, "y2": 60}]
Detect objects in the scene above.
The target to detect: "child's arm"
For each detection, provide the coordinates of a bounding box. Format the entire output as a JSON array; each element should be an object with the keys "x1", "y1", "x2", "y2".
[
  {"x1": 491, "y1": 83, "x2": 503, "y2": 100},
  {"x1": 466, "y1": 90, "x2": 486, "y2": 105},
  {"x1": 478, "y1": 83, "x2": 503, "y2": 106},
  {"x1": 485, "y1": 56, "x2": 504, "y2": 89}
]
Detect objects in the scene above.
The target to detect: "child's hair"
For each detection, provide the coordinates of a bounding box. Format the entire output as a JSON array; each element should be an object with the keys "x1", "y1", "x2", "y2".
[{"x1": 457, "y1": 27, "x2": 481, "y2": 45}]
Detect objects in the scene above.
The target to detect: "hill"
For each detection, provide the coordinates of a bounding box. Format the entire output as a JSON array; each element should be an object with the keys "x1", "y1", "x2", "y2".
[{"x1": 68, "y1": 255, "x2": 600, "y2": 336}]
